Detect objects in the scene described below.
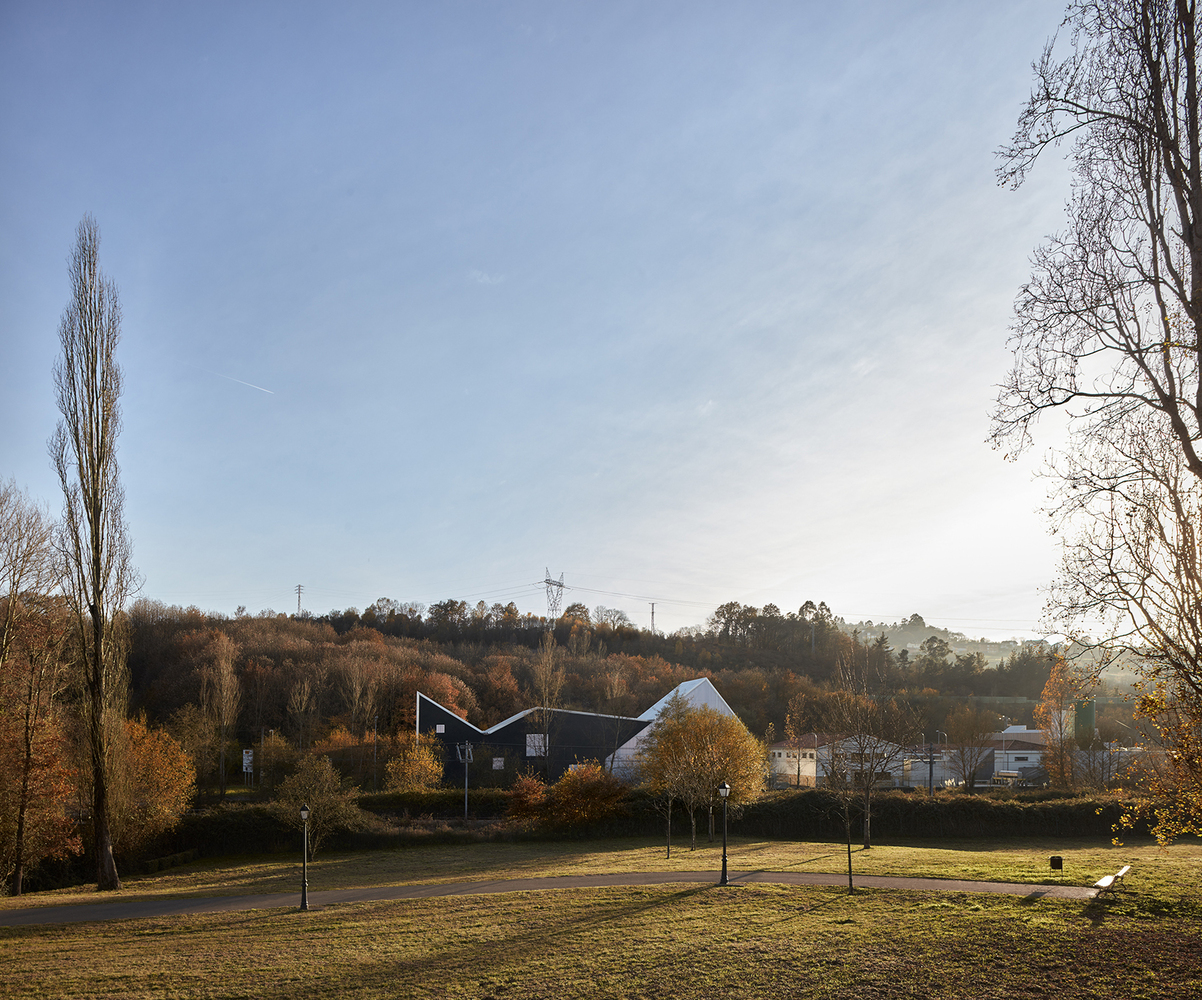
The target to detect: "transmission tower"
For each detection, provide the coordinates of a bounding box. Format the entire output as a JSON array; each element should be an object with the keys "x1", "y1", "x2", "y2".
[
  {"x1": 544, "y1": 569, "x2": 565, "y2": 624},
  {"x1": 295, "y1": 584, "x2": 304, "y2": 616}
]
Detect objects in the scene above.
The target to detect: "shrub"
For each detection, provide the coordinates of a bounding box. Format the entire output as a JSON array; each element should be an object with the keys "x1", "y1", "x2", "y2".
[
  {"x1": 506, "y1": 771, "x2": 548, "y2": 823},
  {"x1": 543, "y1": 762, "x2": 629, "y2": 831},
  {"x1": 504, "y1": 763, "x2": 630, "y2": 833},
  {"x1": 271, "y1": 755, "x2": 367, "y2": 855}
]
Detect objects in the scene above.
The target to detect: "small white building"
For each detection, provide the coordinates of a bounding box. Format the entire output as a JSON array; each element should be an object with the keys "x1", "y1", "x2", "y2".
[
  {"x1": 988, "y1": 726, "x2": 1046, "y2": 775},
  {"x1": 768, "y1": 736, "x2": 820, "y2": 787},
  {"x1": 770, "y1": 735, "x2": 909, "y2": 789}
]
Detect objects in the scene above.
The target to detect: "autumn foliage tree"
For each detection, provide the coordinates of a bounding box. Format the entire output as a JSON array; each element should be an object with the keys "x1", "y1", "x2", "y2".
[
  {"x1": 384, "y1": 733, "x2": 443, "y2": 792},
  {"x1": 636, "y1": 693, "x2": 765, "y2": 853},
  {"x1": 0, "y1": 599, "x2": 79, "y2": 895},
  {"x1": 1, "y1": 482, "x2": 81, "y2": 894},
  {"x1": 104, "y1": 716, "x2": 195, "y2": 858},
  {"x1": 1034, "y1": 655, "x2": 1079, "y2": 790}
]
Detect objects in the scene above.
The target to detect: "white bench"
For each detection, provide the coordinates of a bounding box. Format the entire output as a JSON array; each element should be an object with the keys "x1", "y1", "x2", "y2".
[{"x1": 1093, "y1": 864, "x2": 1131, "y2": 898}]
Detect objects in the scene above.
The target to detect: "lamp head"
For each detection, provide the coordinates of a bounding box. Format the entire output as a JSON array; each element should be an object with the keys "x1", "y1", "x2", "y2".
[
  {"x1": 300, "y1": 803, "x2": 310, "y2": 821},
  {"x1": 718, "y1": 781, "x2": 730, "y2": 799}
]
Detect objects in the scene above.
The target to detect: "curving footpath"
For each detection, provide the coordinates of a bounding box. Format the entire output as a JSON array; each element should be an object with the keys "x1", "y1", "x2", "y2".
[{"x1": 0, "y1": 871, "x2": 1097, "y2": 928}]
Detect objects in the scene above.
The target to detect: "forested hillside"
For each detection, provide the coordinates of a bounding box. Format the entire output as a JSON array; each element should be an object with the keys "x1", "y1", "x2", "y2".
[{"x1": 129, "y1": 596, "x2": 1060, "y2": 760}]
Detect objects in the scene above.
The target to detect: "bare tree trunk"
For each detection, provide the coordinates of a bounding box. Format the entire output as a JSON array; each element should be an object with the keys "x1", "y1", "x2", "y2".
[
  {"x1": 862, "y1": 783, "x2": 872, "y2": 849},
  {"x1": 844, "y1": 797, "x2": 854, "y2": 895}
]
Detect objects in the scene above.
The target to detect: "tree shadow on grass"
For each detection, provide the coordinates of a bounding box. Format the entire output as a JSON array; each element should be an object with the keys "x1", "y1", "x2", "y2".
[{"x1": 253, "y1": 884, "x2": 718, "y2": 1000}]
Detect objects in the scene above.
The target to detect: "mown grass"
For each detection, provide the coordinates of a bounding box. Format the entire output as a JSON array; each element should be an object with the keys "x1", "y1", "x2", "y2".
[
  {"x1": 2, "y1": 838, "x2": 1200, "y2": 999},
  {"x1": 2, "y1": 835, "x2": 1197, "y2": 910},
  {"x1": 2, "y1": 882, "x2": 1199, "y2": 999}
]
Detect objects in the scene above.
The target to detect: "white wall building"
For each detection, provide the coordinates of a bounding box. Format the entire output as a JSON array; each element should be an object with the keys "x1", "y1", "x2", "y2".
[{"x1": 768, "y1": 736, "x2": 820, "y2": 787}]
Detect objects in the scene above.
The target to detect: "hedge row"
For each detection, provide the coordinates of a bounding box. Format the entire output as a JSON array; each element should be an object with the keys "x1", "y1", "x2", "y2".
[
  {"x1": 358, "y1": 788, "x2": 512, "y2": 819},
  {"x1": 145, "y1": 789, "x2": 1153, "y2": 867},
  {"x1": 361, "y1": 787, "x2": 1153, "y2": 842},
  {"x1": 738, "y1": 790, "x2": 1154, "y2": 841}
]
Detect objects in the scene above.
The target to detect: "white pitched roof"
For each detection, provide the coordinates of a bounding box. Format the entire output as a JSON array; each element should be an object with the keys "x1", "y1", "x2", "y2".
[
  {"x1": 605, "y1": 678, "x2": 738, "y2": 777},
  {"x1": 637, "y1": 677, "x2": 735, "y2": 721}
]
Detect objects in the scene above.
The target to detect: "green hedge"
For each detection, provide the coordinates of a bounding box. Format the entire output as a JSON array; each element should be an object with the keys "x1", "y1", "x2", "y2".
[
  {"x1": 737, "y1": 790, "x2": 1154, "y2": 840},
  {"x1": 147, "y1": 790, "x2": 1155, "y2": 865},
  {"x1": 358, "y1": 788, "x2": 512, "y2": 819}
]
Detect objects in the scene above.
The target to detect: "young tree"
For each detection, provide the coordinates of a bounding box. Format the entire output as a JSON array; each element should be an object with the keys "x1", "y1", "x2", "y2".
[
  {"x1": 944, "y1": 705, "x2": 1000, "y2": 790},
  {"x1": 273, "y1": 755, "x2": 366, "y2": 856},
  {"x1": 200, "y1": 632, "x2": 240, "y2": 797},
  {"x1": 636, "y1": 694, "x2": 765, "y2": 852},
  {"x1": 50, "y1": 216, "x2": 138, "y2": 890},
  {"x1": 819, "y1": 690, "x2": 919, "y2": 849},
  {"x1": 529, "y1": 631, "x2": 564, "y2": 774},
  {"x1": 1035, "y1": 655, "x2": 1080, "y2": 789},
  {"x1": 636, "y1": 694, "x2": 691, "y2": 858},
  {"x1": 994, "y1": 2, "x2": 1202, "y2": 835},
  {"x1": 783, "y1": 698, "x2": 815, "y2": 788}
]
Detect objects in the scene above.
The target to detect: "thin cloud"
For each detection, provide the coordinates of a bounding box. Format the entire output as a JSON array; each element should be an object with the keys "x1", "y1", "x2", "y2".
[{"x1": 469, "y1": 269, "x2": 505, "y2": 286}]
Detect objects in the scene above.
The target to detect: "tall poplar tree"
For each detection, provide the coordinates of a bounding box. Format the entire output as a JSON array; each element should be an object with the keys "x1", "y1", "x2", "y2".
[{"x1": 50, "y1": 216, "x2": 137, "y2": 890}]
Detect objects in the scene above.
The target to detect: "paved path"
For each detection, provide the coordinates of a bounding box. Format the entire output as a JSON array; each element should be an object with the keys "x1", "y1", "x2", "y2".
[
  {"x1": 0, "y1": 870, "x2": 1096, "y2": 932},
  {"x1": 0, "y1": 871, "x2": 1096, "y2": 928}
]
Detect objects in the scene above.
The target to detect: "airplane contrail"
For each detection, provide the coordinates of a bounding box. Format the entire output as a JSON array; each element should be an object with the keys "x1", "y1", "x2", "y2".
[
  {"x1": 216, "y1": 372, "x2": 274, "y2": 394},
  {"x1": 191, "y1": 363, "x2": 275, "y2": 394}
]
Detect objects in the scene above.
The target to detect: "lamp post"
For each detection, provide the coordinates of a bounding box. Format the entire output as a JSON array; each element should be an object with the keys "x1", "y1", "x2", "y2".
[
  {"x1": 299, "y1": 803, "x2": 310, "y2": 911},
  {"x1": 718, "y1": 781, "x2": 730, "y2": 886},
  {"x1": 456, "y1": 742, "x2": 473, "y2": 820}
]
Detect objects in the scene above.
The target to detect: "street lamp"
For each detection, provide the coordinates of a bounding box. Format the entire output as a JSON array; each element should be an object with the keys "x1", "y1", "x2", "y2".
[
  {"x1": 718, "y1": 781, "x2": 731, "y2": 886},
  {"x1": 456, "y1": 742, "x2": 474, "y2": 820},
  {"x1": 299, "y1": 803, "x2": 310, "y2": 911}
]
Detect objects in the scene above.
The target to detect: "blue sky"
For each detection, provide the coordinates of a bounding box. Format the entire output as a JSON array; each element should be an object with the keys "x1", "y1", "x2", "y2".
[{"x1": 1, "y1": 1, "x2": 1072, "y2": 637}]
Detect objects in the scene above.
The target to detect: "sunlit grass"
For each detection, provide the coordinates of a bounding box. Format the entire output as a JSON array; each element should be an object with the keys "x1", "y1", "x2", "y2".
[
  {"x1": 2, "y1": 835, "x2": 1199, "y2": 913},
  {"x1": 3, "y1": 880, "x2": 1200, "y2": 999}
]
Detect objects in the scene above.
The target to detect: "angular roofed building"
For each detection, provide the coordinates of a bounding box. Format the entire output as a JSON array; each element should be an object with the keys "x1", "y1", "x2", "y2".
[{"x1": 416, "y1": 676, "x2": 734, "y2": 783}]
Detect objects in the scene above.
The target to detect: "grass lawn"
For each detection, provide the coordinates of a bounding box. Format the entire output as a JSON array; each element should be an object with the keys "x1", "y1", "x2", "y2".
[{"x1": 2, "y1": 838, "x2": 1200, "y2": 998}]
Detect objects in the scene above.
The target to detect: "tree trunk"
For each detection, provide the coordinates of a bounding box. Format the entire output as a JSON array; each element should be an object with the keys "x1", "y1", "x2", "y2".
[
  {"x1": 844, "y1": 798, "x2": 854, "y2": 894},
  {"x1": 13, "y1": 672, "x2": 38, "y2": 896},
  {"x1": 665, "y1": 795, "x2": 672, "y2": 859},
  {"x1": 689, "y1": 806, "x2": 696, "y2": 850},
  {"x1": 862, "y1": 785, "x2": 872, "y2": 849},
  {"x1": 13, "y1": 757, "x2": 30, "y2": 896},
  {"x1": 90, "y1": 618, "x2": 120, "y2": 891}
]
